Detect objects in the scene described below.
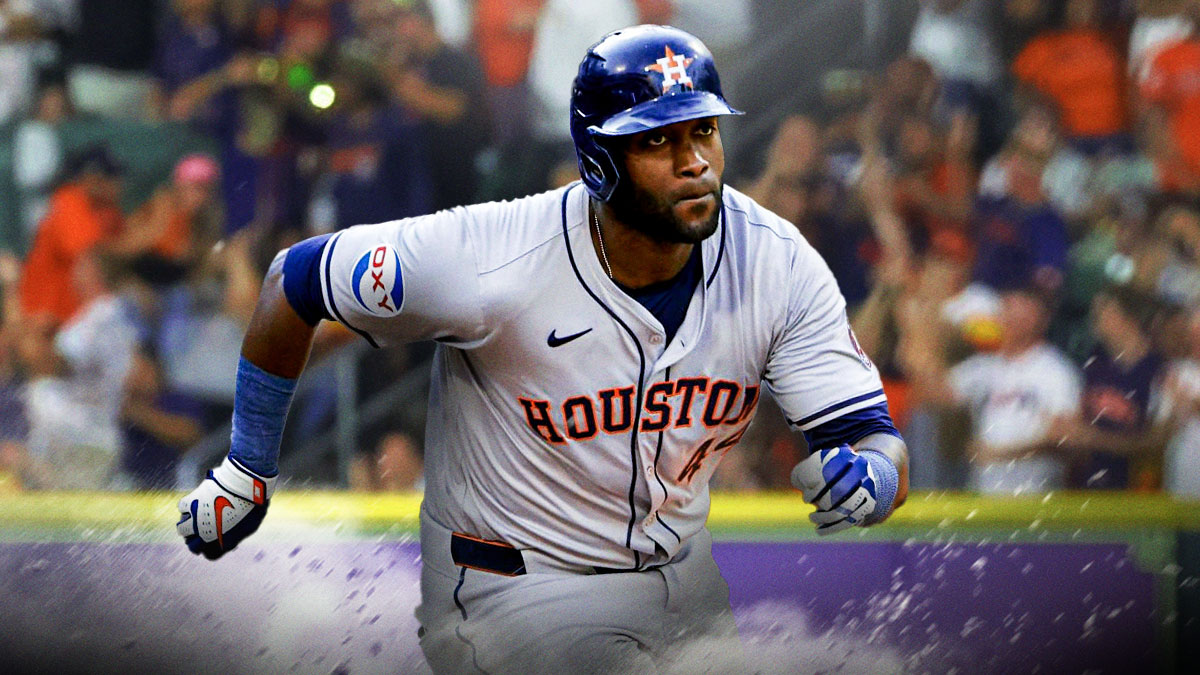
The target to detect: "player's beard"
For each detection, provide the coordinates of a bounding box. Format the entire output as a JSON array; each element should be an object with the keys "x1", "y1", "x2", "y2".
[{"x1": 608, "y1": 178, "x2": 722, "y2": 245}]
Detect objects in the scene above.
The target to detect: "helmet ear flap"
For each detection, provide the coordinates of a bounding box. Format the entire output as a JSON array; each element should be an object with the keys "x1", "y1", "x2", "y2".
[{"x1": 576, "y1": 131, "x2": 621, "y2": 202}]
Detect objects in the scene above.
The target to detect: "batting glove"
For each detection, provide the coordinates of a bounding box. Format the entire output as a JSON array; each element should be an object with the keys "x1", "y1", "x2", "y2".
[
  {"x1": 791, "y1": 444, "x2": 878, "y2": 536},
  {"x1": 176, "y1": 456, "x2": 277, "y2": 560}
]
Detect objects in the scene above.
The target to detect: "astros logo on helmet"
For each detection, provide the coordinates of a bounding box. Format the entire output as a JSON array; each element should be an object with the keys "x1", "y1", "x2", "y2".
[{"x1": 645, "y1": 46, "x2": 694, "y2": 92}]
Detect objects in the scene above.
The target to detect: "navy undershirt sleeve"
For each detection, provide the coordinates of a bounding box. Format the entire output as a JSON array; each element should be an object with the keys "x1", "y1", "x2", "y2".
[
  {"x1": 802, "y1": 402, "x2": 902, "y2": 451},
  {"x1": 282, "y1": 233, "x2": 335, "y2": 326}
]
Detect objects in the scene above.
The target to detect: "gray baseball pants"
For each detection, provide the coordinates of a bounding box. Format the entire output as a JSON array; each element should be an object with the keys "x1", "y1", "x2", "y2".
[{"x1": 416, "y1": 511, "x2": 746, "y2": 674}]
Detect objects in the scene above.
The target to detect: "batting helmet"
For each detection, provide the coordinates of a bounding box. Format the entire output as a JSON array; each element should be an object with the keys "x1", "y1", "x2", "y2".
[{"x1": 570, "y1": 25, "x2": 742, "y2": 202}]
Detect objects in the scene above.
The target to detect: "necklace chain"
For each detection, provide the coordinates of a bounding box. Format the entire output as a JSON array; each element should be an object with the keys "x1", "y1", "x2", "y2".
[{"x1": 592, "y1": 207, "x2": 614, "y2": 280}]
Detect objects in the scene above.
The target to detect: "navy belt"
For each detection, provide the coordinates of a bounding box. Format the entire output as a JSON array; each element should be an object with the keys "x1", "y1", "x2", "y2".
[{"x1": 450, "y1": 532, "x2": 630, "y2": 576}]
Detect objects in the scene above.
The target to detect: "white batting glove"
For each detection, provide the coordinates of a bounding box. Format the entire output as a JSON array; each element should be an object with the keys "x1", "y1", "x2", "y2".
[
  {"x1": 791, "y1": 445, "x2": 878, "y2": 536},
  {"x1": 176, "y1": 456, "x2": 277, "y2": 559}
]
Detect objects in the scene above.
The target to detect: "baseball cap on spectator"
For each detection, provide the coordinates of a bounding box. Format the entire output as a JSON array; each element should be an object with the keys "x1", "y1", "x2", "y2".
[
  {"x1": 67, "y1": 144, "x2": 125, "y2": 179},
  {"x1": 173, "y1": 153, "x2": 220, "y2": 185}
]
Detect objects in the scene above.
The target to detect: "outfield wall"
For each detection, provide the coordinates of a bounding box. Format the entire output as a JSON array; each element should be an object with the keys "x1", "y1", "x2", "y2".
[{"x1": 1, "y1": 491, "x2": 1195, "y2": 673}]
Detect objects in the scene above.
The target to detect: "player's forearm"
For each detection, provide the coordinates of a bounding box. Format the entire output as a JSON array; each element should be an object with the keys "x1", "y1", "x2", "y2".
[
  {"x1": 228, "y1": 262, "x2": 318, "y2": 476},
  {"x1": 240, "y1": 263, "x2": 316, "y2": 379},
  {"x1": 853, "y1": 432, "x2": 909, "y2": 516}
]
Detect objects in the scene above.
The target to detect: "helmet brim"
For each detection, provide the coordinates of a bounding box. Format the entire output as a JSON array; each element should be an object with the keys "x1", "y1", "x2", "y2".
[{"x1": 588, "y1": 90, "x2": 742, "y2": 138}]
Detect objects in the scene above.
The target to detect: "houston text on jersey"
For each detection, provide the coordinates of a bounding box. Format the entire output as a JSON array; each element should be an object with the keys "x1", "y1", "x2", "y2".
[{"x1": 518, "y1": 377, "x2": 760, "y2": 444}]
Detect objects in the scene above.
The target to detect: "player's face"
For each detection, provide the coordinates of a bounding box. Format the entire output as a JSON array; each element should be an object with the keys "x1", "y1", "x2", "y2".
[{"x1": 610, "y1": 117, "x2": 725, "y2": 244}]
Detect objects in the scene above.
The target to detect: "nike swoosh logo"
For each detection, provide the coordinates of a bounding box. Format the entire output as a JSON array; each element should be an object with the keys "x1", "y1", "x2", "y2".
[
  {"x1": 547, "y1": 328, "x2": 592, "y2": 348},
  {"x1": 214, "y1": 496, "x2": 233, "y2": 549}
]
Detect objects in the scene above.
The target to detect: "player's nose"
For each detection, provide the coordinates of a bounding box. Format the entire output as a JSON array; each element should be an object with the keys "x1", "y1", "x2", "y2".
[{"x1": 674, "y1": 141, "x2": 710, "y2": 179}]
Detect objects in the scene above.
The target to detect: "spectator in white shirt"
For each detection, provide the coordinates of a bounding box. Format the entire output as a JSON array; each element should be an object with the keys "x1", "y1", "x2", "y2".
[
  {"x1": 526, "y1": 0, "x2": 636, "y2": 147},
  {"x1": 906, "y1": 288, "x2": 1083, "y2": 494},
  {"x1": 17, "y1": 247, "x2": 138, "y2": 489},
  {"x1": 1160, "y1": 305, "x2": 1200, "y2": 497},
  {"x1": 0, "y1": 0, "x2": 65, "y2": 125},
  {"x1": 1129, "y1": 0, "x2": 1194, "y2": 80},
  {"x1": 13, "y1": 79, "x2": 70, "y2": 242},
  {"x1": 909, "y1": 0, "x2": 1003, "y2": 93}
]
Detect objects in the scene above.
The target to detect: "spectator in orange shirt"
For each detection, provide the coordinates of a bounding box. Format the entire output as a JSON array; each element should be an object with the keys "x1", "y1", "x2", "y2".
[
  {"x1": 1013, "y1": 0, "x2": 1131, "y2": 155},
  {"x1": 891, "y1": 112, "x2": 976, "y2": 263},
  {"x1": 18, "y1": 145, "x2": 125, "y2": 326},
  {"x1": 1140, "y1": 3, "x2": 1200, "y2": 192},
  {"x1": 474, "y1": 0, "x2": 544, "y2": 146}
]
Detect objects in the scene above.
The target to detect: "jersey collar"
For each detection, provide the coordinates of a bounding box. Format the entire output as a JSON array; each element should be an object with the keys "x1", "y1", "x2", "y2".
[{"x1": 561, "y1": 183, "x2": 724, "y2": 367}]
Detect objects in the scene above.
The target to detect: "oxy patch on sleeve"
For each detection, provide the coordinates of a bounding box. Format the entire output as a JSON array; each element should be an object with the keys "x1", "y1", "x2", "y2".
[{"x1": 351, "y1": 244, "x2": 405, "y2": 317}]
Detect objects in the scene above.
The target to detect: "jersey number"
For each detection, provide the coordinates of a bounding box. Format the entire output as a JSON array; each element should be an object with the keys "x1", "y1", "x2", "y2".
[{"x1": 677, "y1": 425, "x2": 749, "y2": 484}]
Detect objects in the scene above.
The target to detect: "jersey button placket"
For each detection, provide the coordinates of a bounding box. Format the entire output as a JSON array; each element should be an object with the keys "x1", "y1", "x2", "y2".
[{"x1": 648, "y1": 333, "x2": 663, "y2": 345}]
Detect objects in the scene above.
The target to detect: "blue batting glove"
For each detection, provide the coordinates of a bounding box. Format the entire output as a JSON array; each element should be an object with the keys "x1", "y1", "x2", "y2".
[
  {"x1": 176, "y1": 456, "x2": 277, "y2": 560},
  {"x1": 790, "y1": 444, "x2": 878, "y2": 535}
]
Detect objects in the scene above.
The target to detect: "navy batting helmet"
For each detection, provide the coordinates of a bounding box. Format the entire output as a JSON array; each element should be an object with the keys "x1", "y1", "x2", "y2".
[{"x1": 570, "y1": 25, "x2": 742, "y2": 202}]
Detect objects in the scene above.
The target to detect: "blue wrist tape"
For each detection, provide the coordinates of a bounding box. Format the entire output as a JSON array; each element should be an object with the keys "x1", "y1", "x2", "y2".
[
  {"x1": 859, "y1": 450, "x2": 899, "y2": 524},
  {"x1": 228, "y1": 356, "x2": 298, "y2": 476}
]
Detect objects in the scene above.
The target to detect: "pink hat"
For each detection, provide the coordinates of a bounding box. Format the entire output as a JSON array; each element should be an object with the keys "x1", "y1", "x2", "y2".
[{"x1": 173, "y1": 154, "x2": 220, "y2": 185}]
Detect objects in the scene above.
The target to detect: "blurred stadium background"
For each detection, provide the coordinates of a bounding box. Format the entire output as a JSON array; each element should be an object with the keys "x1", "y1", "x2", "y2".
[{"x1": 1, "y1": 0, "x2": 1200, "y2": 672}]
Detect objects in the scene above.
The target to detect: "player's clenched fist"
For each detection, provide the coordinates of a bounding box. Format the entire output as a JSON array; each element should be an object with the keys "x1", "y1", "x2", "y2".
[
  {"x1": 791, "y1": 445, "x2": 882, "y2": 535},
  {"x1": 176, "y1": 456, "x2": 276, "y2": 559}
]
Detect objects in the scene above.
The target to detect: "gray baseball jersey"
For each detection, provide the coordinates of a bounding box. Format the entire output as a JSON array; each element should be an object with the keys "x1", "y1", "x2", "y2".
[{"x1": 316, "y1": 182, "x2": 884, "y2": 570}]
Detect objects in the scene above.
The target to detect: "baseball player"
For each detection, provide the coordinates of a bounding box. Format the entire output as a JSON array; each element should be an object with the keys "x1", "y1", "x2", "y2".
[{"x1": 176, "y1": 25, "x2": 909, "y2": 673}]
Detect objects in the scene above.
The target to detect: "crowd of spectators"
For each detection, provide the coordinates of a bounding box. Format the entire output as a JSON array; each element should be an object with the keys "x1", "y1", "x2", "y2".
[
  {"x1": 730, "y1": 0, "x2": 1200, "y2": 499},
  {"x1": 0, "y1": 0, "x2": 752, "y2": 492},
  {"x1": 0, "y1": 0, "x2": 1198, "y2": 500}
]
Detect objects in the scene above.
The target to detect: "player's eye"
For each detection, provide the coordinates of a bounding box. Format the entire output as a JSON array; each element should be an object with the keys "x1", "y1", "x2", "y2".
[
  {"x1": 645, "y1": 133, "x2": 668, "y2": 147},
  {"x1": 695, "y1": 122, "x2": 716, "y2": 136}
]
